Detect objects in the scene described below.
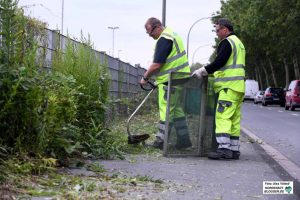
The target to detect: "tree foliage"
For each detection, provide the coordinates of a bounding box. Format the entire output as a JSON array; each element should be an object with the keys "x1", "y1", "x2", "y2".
[{"x1": 215, "y1": 0, "x2": 300, "y2": 88}]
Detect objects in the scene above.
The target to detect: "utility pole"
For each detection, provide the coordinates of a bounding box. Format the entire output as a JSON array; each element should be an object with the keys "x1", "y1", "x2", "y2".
[
  {"x1": 108, "y1": 26, "x2": 119, "y2": 57},
  {"x1": 162, "y1": 0, "x2": 166, "y2": 26}
]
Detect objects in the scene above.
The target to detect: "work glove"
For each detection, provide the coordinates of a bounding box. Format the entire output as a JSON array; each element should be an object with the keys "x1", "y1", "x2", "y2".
[{"x1": 191, "y1": 67, "x2": 208, "y2": 79}]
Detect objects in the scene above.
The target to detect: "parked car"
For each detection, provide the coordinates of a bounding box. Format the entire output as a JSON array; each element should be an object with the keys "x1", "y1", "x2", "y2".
[
  {"x1": 244, "y1": 80, "x2": 259, "y2": 100},
  {"x1": 262, "y1": 87, "x2": 285, "y2": 107},
  {"x1": 254, "y1": 90, "x2": 264, "y2": 104},
  {"x1": 285, "y1": 80, "x2": 300, "y2": 111}
]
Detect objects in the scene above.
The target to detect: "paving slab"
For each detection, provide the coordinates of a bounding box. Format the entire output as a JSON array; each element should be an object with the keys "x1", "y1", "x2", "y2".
[{"x1": 96, "y1": 134, "x2": 299, "y2": 200}]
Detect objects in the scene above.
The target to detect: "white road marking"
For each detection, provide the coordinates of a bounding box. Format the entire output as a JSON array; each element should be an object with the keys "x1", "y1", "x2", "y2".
[
  {"x1": 278, "y1": 110, "x2": 283, "y2": 113},
  {"x1": 241, "y1": 127, "x2": 300, "y2": 182},
  {"x1": 291, "y1": 114, "x2": 299, "y2": 116}
]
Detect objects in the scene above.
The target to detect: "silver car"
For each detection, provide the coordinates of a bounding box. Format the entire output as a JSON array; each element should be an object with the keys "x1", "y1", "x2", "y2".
[{"x1": 254, "y1": 90, "x2": 264, "y2": 104}]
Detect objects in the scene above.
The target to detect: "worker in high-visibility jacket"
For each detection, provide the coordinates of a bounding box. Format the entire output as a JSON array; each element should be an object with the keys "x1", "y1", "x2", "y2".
[
  {"x1": 139, "y1": 17, "x2": 192, "y2": 150},
  {"x1": 192, "y1": 18, "x2": 245, "y2": 160}
]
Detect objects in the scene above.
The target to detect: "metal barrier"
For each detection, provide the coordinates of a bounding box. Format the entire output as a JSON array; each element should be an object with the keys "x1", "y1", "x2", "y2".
[
  {"x1": 40, "y1": 29, "x2": 147, "y2": 100},
  {"x1": 163, "y1": 73, "x2": 217, "y2": 157}
]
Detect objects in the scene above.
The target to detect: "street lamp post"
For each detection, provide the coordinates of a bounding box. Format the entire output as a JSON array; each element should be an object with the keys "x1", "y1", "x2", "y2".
[
  {"x1": 186, "y1": 16, "x2": 214, "y2": 58},
  {"x1": 192, "y1": 43, "x2": 212, "y2": 65},
  {"x1": 108, "y1": 26, "x2": 119, "y2": 57},
  {"x1": 61, "y1": 0, "x2": 64, "y2": 35},
  {"x1": 118, "y1": 49, "x2": 122, "y2": 59}
]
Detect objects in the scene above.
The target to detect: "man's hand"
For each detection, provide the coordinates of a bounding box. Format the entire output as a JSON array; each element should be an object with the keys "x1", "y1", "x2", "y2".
[
  {"x1": 191, "y1": 67, "x2": 208, "y2": 79},
  {"x1": 139, "y1": 77, "x2": 148, "y2": 85}
]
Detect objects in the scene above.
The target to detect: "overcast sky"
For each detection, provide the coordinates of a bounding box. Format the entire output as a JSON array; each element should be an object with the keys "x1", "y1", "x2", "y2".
[{"x1": 18, "y1": 0, "x2": 221, "y2": 68}]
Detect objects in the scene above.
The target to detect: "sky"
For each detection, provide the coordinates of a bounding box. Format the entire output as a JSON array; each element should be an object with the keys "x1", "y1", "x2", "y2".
[{"x1": 18, "y1": 0, "x2": 221, "y2": 69}]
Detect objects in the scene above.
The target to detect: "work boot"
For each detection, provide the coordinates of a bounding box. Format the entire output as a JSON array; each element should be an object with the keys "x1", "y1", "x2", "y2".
[
  {"x1": 175, "y1": 136, "x2": 192, "y2": 149},
  {"x1": 232, "y1": 151, "x2": 240, "y2": 160},
  {"x1": 208, "y1": 148, "x2": 233, "y2": 160},
  {"x1": 149, "y1": 137, "x2": 164, "y2": 150}
]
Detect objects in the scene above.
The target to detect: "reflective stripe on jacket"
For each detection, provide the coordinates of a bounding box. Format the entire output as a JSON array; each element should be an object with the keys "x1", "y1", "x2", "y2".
[
  {"x1": 155, "y1": 27, "x2": 190, "y2": 84},
  {"x1": 213, "y1": 35, "x2": 246, "y2": 93}
]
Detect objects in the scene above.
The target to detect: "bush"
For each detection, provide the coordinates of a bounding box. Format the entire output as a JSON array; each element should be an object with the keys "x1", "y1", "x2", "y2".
[{"x1": 0, "y1": 0, "x2": 122, "y2": 164}]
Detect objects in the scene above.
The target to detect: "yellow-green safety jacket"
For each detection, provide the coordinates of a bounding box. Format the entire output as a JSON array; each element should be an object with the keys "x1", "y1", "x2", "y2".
[
  {"x1": 213, "y1": 35, "x2": 246, "y2": 93},
  {"x1": 155, "y1": 27, "x2": 190, "y2": 84}
]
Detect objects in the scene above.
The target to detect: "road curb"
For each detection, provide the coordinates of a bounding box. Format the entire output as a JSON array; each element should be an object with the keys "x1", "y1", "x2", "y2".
[{"x1": 241, "y1": 126, "x2": 300, "y2": 183}]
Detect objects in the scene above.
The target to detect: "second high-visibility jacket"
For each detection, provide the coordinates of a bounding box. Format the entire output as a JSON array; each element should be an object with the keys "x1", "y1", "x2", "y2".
[
  {"x1": 213, "y1": 35, "x2": 246, "y2": 93},
  {"x1": 155, "y1": 27, "x2": 190, "y2": 84}
]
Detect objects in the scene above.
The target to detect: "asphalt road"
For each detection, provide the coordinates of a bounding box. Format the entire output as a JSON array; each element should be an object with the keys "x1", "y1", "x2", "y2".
[{"x1": 241, "y1": 101, "x2": 300, "y2": 168}]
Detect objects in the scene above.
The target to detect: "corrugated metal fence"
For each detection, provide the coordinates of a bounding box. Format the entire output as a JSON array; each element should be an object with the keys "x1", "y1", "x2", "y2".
[{"x1": 42, "y1": 28, "x2": 147, "y2": 99}]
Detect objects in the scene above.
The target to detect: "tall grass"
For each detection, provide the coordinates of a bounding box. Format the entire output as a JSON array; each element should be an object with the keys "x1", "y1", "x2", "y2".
[
  {"x1": 53, "y1": 33, "x2": 110, "y2": 130},
  {"x1": 0, "y1": 0, "x2": 120, "y2": 167},
  {"x1": 52, "y1": 33, "x2": 116, "y2": 159}
]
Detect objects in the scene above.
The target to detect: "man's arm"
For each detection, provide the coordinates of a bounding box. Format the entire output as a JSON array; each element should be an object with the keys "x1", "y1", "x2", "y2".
[
  {"x1": 141, "y1": 37, "x2": 172, "y2": 82},
  {"x1": 143, "y1": 63, "x2": 162, "y2": 80},
  {"x1": 204, "y1": 39, "x2": 232, "y2": 74}
]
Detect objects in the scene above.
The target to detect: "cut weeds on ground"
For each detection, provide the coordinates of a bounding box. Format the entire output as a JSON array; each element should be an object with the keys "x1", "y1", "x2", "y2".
[{"x1": 0, "y1": 111, "x2": 164, "y2": 199}]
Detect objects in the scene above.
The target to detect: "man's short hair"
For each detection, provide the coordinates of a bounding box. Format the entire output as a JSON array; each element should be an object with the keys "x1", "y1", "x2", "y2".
[
  {"x1": 216, "y1": 18, "x2": 233, "y2": 31},
  {"x1": 146, "y1": 17, "x2": 162, "y2": 28}
]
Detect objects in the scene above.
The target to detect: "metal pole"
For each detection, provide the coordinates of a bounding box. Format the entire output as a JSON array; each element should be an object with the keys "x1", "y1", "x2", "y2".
[
  {"x1": 112, "y1": 29, "x2": 115, "y2": 57},
  {"x1": 61, "y1": 0, "x2": 64, "y2": 35},
  {"x1": 108, "y1": 26, "x2": 119, "y2": 57},
  {"x1": 118, "y1": 49, "x2": 122, "y2": 58},
  {"x1": 162, "y1": 0, "x2": 166, "y2": 26},
  {"x1": 186, "y1": 16, "x2": 212, "y2": 58}
]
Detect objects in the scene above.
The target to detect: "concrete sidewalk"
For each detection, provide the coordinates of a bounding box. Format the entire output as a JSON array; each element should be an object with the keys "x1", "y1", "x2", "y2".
[{"x1": 96, "y1": 134, "x2": 299, "y2": 200}]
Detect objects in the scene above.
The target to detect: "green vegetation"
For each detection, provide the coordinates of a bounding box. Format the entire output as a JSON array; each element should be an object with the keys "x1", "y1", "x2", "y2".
[
  {"x1": 0, "y1": 0, "x2": 159, "y2": 190},
  {"x1": 0, "y1": 0, "x2": 159, "y2": 189},
  {"x1": 212, "y1": 0, "x2": 300, "y2": 88},
  {"x1": 0, "y1": 0, "x2": 166, "y2": 199},
  {"x1": 0, "y1": 0, "x2": 118, "y2": 164},
  {"x1": 0, "y1": 111, "x2": 160, "y2": 198}
]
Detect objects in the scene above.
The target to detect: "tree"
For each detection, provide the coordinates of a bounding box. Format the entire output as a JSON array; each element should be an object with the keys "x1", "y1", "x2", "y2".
[{"x1": 218, "y1": 0, "x2": 300, "y2": 89}]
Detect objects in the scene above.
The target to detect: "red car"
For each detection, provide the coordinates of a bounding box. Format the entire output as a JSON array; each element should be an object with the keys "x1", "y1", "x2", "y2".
[{"x1": 285, "y1": 80, "x2": 300, "y2": 111}]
